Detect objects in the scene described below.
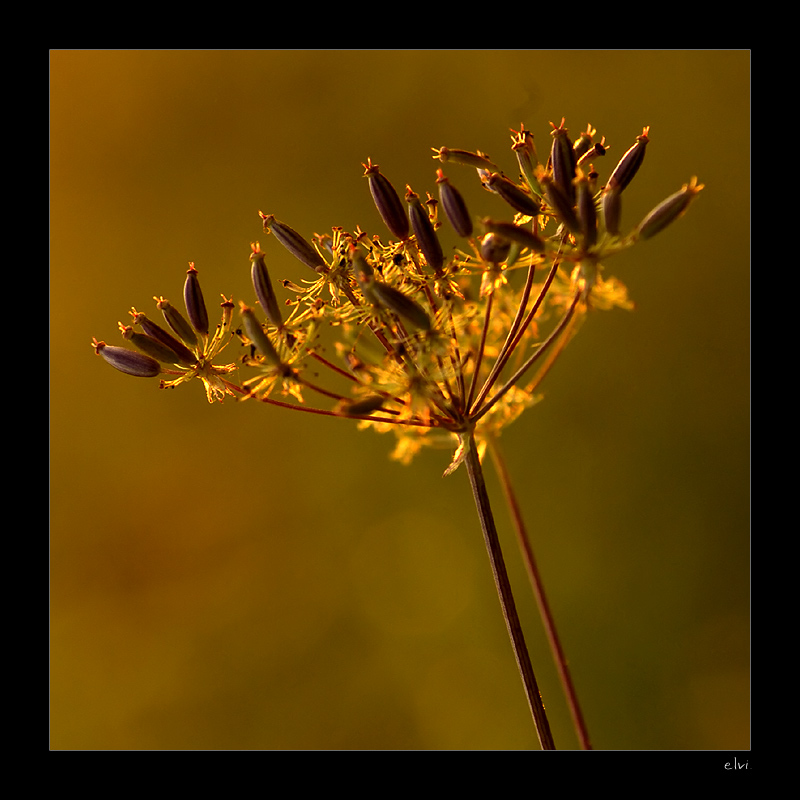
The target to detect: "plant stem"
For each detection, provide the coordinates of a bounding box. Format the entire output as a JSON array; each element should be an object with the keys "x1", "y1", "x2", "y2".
[
  {"x1": 463, "y1": 431, "x2": 556, "y2": 750},
  {"x1": 488, "y1": 438, "x2": 592, "y2": 750}
]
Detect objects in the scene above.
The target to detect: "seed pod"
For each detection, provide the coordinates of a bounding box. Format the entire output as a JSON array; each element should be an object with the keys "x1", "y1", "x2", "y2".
[
  {"x1": 129, "y1": 309, "x2": 197, "y2": 365},
  {"x1": 601, "y1": 186, "x2": 623, "y2": 237},
  {"x1": 343, "y1": 395, "x2": 386, "y2": 416},
  {"x1": 510, "y1": 126, "x2": 542, "y2": 196},
  {"x1": 431, "y1": 146, "x2": 499, "y2": 173},
  {"x1": 406, "y1": 185, "x2": 444, "y2": 273},
  {"x1": 606, "y1": 126, "x2": 650, "y2": 193},
  {"x1": 239, "y1": 302, "x2": 281, "y2": 366},
  {"x1": 118, "y1": 323, "x2": 188, "y2": 365},
  {"x1": 249, "y1": 243, "x2": 283, "y2": 328},
  {"x1": 362, "y1": 158, "x2": 409, "y2": 241},
  {"x1": 479, "y1": 232, "x2": 511, "y2": 265},
  {"x1": 436, "y1": 169, "x2": 473, "y2": 238},
  {"x1": 480, "y1": 218, "x2": 545, "y2": 254},
  {"x1": 154, "y1": 296, "x2": 198, "y2": 347},
  {"x1": 184, "y1": 263, "x2": 209, "y2": 336},
  {"x1": 540, "y1": 174, "x2": 581, "y2": 237},
  {"x1": 572, "y1": 124, "x2": 597, "y2": 162},
  {"x1": 575, "y1": 172, "x2": 598, "y2": 248},
  {"x1": 635, "y1": 177, "x2": 704, "y2": 240},
  {"x1": 370, "y1": 282, "x2": 432, "y2": 332},
  {"x1": 92, "y1": 339, "x2": 161, "y2": 378},
  {"x1": 487, "y1": 172, "x2": 542, "y2": 217},
  {"x1": 549, "y1": 119, "x2": 577, "y2": 204},
  {"x1": 260, "y1": 214, "x2": 328, "y2": 274}
]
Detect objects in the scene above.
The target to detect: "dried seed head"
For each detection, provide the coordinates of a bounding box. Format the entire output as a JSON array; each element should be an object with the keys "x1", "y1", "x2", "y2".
[
  {"x1": 606, "y1": 126, "x2": 650, "y2": 193},
  {"x1": 406, "y1": 184, "x2": 444, "y2": 273},
  {"x1": 362, "y1": 158, "x2": 409, "y2": 242},
  {"x1": 480, "y1": 218, "x2": 545, "y2": 254},
  {"x1": 549, "y1": 118, "x2": 577, "y2": 204},
  {"x1": 129, "y1": 308, "x2": 197, "y2": 365},
  {"x1": 486, "y1": 172, "x2": 542, "y2": 217},
  {"x1": 635, "y1": 176, "x2": 704, "y2": 240},
  {"x1": 184, "y1": 263, "x2": 209, "y2": 336},
  {"x1": 91, "y1": 338, "x2": 161, "y2": 378},
  {"x1": 239, "y1": 302, "x2": 282, "y2": 366},
  {"x1": 436, "y1": 169, "x2": 473, "y2": 238},
  {"x1": 249, "y1": 242, "x2": 283, "y2": 328},
  {"x1": 154, "y1": 296, "x2": 198, "y2": 347},
  {"x1": 260, "y1": 214, "x2": 328, "y2": 274}
]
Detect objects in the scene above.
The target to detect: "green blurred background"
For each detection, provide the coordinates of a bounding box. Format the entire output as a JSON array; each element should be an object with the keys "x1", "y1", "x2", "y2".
[{"x1": 51, "y1": 50, "x2": 750, "y2": 750}]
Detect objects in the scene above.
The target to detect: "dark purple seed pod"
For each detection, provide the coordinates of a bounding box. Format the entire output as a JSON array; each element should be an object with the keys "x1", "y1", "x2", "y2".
[
  {"x1": 118, "y1": 323, "x2": 189, "y2": 365},
  {"x1": 259, "y1": 214, "x2": 328, "y2": 274},
  {"x1": 154, "y1": 296, "x2": 198, "y2": 348},
  {"x1": 540, "y1": 174, "x2": 581, "y2": 237},
  {"x1": 343, "y1": 395, "x2": 386, "y2": 416},
  {"x1": 249, "y1": 243, "x2": 283, "y2": 328},
  {"x1": 601, "y1": 186, "x2": 622, "y2": 237},
  {"x1": 370, "y1": 282, "x2": 432, "y2": 332},
  {"x1": 635, "y1": 177, "x2": 704, "y2": 240},
  {"x1": 575, "y1": 172, "x2": 598, "y2": 248},
  {"x1": 239, "y1": 302, "x2": 282, "y2": 366},
  {"x1": 363, "y1": 158, "x2": 409, "y2": 241},
  {"x1": 606, "y1": 126, "x2": 650, "y2": 193},
  {"x1": 406, "y1": 184, "x2": 444, "y2": 273},
  {"x1": 183, "y1": 263, "x2": 209, "y2": 336},
  {"x1": 436, "y1": 169, "x2": 473, "y2": 238},
  {"x1": 129, "y1": 309, "x2": 197, "y2": 365},
  {"x1": 480, "y1": 218, "x2": 545, "y2": 254},
  {"x1": 549, "y1": 119, "x2": 577, "y2": 204},
  {"x1": 479, "y1": 232, "x2": 511, "y2": 265},
  {"x1": 487, "y1": 172, "x2": 542, "y2": 217},
  {"x1": 92, "y1": 339, "x2": 161, "y2": 378}
]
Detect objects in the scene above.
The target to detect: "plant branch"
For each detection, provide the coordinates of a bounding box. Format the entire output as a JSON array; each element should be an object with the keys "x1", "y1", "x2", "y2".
[
  {"x1": 463, "y1": 431, "x2": 556, "y2": 750},
  {"x1": 487, "y1": 438, "x2": 592, "y2": 750}
]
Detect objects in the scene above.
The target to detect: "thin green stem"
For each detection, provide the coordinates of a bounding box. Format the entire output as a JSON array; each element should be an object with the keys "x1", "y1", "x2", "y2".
[
  {"x1": 463, "y1": 431, "x2": 556, "y2": 750},
  {"x1": 488, "y1": 438, "x2": 592, "y2": 750}
]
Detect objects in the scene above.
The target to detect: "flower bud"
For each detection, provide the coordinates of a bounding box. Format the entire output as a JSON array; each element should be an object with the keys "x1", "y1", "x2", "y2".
[
  {"x1": 486, "y1": 172, "x2": 542, "y2": 217},
  {"x1": 184, "y1": 263, "x2": 209, "y2": 336},
  {"x1": 480, "y1": 218, "x2": 545, "y2": 254},
  {"x1": 154, "y1": 296, "x2": 198, "y2": 347},
  {"x1": 406, "y1": 185, "x2": 444, "y2": 273},
  {"x1": 606, "y1": 126, "x2": 650, "y2": 193},
  {"x1": 362, "y1": 158, "x2": 409, "y2": 241},
  {"x1": 549, "y1": 119, "x2": 577, "y2": 204},
  {"x1": 91, "y1": 339, "x2": 161, "y2": 378},
  {"x1": 239, "y1": 302, "x2": 282, "y2": 366},
  {"x1": 436, "y1": 169, "x2": 473, "y2": 238},
  {"x1": 635, "y1": 177, "x2": 704, "y2": 240},
  {"x1": 250, "y1": 243, "x2": 283, "y2": 328},
  {"x1": 259, "y1": 214, "x2": 328, "y2": 274},
  {"x1": 129, "y1": 309, "x2": 197, "y2": 365}
]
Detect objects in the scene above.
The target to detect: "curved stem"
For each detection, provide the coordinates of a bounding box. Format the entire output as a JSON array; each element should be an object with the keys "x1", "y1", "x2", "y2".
[
  {"x1": 463, "y1": 431, "x2": 556, "y2": 750},
  {"x1": 487, "y1": 438, "x2": 592, "y2": 750}
]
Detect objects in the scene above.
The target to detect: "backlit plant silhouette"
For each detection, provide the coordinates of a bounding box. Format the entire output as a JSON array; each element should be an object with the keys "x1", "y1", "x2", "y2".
[{"x1": 92, "y1": 119, "x2": 702, "y2": 749}]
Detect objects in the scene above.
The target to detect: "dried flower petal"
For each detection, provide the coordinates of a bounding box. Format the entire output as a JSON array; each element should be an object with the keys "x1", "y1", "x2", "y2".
[
  {"x1": 635, "y1": 177, "x2": 704, "y2": 240},
  {"x1": 363, "y1": 158, "x2": 409, "y2": 242},
  {"x1": 92, "y1": 339, "x2": 161, "y2": 377},
  {"x1": 406, "y1": 185, "x2": 444, "y2": 273},
  {"x1": 184, "y1": 263, "x2": 209, "y2": 336}
]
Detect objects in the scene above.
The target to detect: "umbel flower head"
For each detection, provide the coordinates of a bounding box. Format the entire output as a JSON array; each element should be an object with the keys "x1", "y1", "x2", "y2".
[{"x1": 93, "y1": 120, "x2": 702, "y2": 474}]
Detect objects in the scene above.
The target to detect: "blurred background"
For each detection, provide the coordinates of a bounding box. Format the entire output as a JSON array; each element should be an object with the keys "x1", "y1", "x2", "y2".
[{"x1": 51, "y1": 50, "x2": 750, "y2": 751}]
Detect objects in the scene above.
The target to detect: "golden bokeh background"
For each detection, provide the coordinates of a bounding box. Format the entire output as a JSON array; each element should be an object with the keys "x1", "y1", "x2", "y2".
[{"x1": 51, "y1": 50, "x2": 749, "y2": 750}]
